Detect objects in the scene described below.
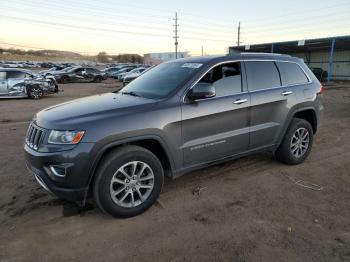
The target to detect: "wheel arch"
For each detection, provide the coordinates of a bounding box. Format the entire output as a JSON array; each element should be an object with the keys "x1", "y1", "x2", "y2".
[
  {"x1": 87, "y1": 135, "x2": 175, "y2": 193},
  {"x1": 275, "y1": 106, "x2": 318, "y2": 150}
]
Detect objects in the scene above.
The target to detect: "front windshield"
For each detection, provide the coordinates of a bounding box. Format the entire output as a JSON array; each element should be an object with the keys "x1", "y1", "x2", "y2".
[{"x1": 121, "y1": 62, "x2": 203, "y2": 99}]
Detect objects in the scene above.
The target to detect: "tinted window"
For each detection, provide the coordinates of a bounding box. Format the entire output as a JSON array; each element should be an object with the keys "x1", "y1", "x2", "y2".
[
  {"x1": 0, "y1": 72, "x2": 6, "y2": 80},
  {"x1": 200, "y1": 62, "x2": 242, "y2": 97},
  {"x1": 121, "y1": 62, "x2": 202, "y2": 99},
  {"x1": 6, "y1": 71, "x2": 26, "y2": 79},
  {"x1": 245, "y1": 61, "x2": 281, "y2": 91},
  {"x1": 86, "y1": 68, "x2": 99, "y2": 73},
  {"x1": 276, "y1": 62, "x2": 309, "y2": 85}
]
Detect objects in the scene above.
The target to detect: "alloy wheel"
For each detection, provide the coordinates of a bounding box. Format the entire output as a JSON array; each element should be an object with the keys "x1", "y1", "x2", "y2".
[
  {"x1": 290, "y1": 127, "x2": 310, "y2": 158},
  {"x1": 109, "y1": 161, "x2": 154, "y2": 208}
]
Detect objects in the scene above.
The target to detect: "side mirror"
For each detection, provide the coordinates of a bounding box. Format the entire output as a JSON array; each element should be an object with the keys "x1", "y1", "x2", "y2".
[{"x1": 188, "y1": 82, "x2": 216, "y2": 101}]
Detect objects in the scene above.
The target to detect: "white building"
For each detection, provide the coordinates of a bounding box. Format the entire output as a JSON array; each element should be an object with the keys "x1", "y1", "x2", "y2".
[{"x1": 144, "y1": 52, "x2": 189, "y2": 65}]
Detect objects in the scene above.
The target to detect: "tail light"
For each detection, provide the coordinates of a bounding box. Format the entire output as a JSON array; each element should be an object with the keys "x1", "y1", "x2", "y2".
[{"x1": 318, "y1": 86, "x2": 325, "y2": 94}]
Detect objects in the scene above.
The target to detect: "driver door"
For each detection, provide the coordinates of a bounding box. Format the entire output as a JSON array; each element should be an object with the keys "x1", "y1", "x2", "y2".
[{"x1": 181, "y1": 62, "x2": 251, "y2": 167}]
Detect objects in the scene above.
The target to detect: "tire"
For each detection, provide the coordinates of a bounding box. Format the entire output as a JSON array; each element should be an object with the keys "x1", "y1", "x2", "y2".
[
  {"x1": 275, "y1": 118, "x2": 313, "y2": 165},
  {"x1": 27, "y1": 86, "x2": 43, "y2": 99},
  {"x1": 93, "y1": 145, "x2": 164, "y2": 218},
  {"x1": 94, "y1": 76, "x2": 102, "y2": 83},
  {"x1": 60, "y1": 76, "x2": 68, "y2": 84}
]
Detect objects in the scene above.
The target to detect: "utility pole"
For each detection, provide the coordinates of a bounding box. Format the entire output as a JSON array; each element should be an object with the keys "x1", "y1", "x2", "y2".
[
  {"x1": 201, "y1": 46, "x2": 204, "y2": 56},
  {"x1": 237, "y1": 21, "x2": 241, "y2": 47},
  {"x1": 174, "y1": 12, "x2": 179, "y2": 59}
]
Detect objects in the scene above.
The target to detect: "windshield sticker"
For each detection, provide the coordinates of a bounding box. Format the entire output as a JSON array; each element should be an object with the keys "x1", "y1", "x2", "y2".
[{"x1": 181, "y1": 63, "x2": 203, "y2": 69}]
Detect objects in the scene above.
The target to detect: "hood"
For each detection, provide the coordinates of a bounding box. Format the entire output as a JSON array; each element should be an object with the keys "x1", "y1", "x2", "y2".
[{"x1": 35, "y1": 92, "x2": 157, "y2": 129}]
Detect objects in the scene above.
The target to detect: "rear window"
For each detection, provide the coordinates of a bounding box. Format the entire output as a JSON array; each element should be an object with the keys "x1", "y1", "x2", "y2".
[
  {"x1": 245, "y1": 61, "x2": 281, "y2": 91},
  {"x1": 276, "y1": 62, "x2": 309, "y2": 85}
]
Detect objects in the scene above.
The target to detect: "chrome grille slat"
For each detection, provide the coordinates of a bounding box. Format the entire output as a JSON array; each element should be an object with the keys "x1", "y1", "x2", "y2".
[
  {"x1": 26, "y1": 125, "x2": 34, "y2": 143},
  {"x1": 26, "y1": 123, "x2": 45, "y2": 151}
]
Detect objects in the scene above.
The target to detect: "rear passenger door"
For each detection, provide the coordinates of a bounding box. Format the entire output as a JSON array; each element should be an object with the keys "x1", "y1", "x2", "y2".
[
  {"x1": 181, "y1": 62, "x2": 250, "y2": 166},
  {"x1": 0, "y1": 72, "x2": 7, "y2": 95},
  {"x1": 7, "y1": 71, "x2": 26, "y2": 90},
  {"x1": 245, "y1": 61, "x2": 297, "y2": 149}
]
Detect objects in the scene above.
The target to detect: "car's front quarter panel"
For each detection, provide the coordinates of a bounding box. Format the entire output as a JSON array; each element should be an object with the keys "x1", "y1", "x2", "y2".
[{"x1": 86, "y1": 97, "x2": 182, "y2": 173}]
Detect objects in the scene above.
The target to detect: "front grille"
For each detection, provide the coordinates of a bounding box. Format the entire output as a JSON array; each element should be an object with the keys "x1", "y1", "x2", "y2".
[{"x1": 26, "y1": 123, "x2": 45, "y2": 150}]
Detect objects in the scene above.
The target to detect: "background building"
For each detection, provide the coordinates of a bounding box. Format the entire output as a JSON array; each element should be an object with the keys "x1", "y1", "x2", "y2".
[
  {"x1": 229, "y1": 35, "x2": 350, "y2": 82},
  {"x1": 144, "y1": 52, "x2": 189, "y2": 65}
]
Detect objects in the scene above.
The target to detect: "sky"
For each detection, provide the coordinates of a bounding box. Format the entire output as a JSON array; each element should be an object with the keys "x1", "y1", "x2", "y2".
[{"x1": 0, "y1": 0, "x2": 349, "y2": 56}]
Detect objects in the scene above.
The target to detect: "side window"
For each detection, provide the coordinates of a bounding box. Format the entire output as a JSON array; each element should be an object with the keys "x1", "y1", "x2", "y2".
[
  {"x1": 6, "y1": 71, "x2": 26, "y2": 79},
  {"x1": 0, "y1": 72, "x2": 6, "y2": 80},
  {"x1": 199, "y1": 62, "x2": 242, "y2": 97},
  {"x1": 86, "y1": 68, "x2": 99, "y2": 74},
  {"x1": 276, "y1": 62, "x2": 309, "y2": 86},
  {"x1": 245, "y1": 61, "x2": 281, "y2": 91}
]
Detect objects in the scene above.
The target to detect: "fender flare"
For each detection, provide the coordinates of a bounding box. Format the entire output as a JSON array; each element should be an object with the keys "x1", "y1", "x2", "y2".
[
  {"x1": 86, "y1": 134, "x2": 176, "y2": 189},
  {"x1": 275, "y1": 106, "x2": 317, "y2": 148}
]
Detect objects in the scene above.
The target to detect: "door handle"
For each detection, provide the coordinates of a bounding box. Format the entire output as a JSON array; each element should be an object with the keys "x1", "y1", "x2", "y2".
[
  {"x1": 281, "y1": 91, "x2": 293, "y2": 96},
  {"x1": 233, "y1": 99, "x2": 248, "y2": 105}
]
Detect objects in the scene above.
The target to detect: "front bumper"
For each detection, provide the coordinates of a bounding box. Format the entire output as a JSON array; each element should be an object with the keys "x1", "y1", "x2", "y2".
[{"x1": 24, "y1": 142, "x2": 95, "y2": 202}]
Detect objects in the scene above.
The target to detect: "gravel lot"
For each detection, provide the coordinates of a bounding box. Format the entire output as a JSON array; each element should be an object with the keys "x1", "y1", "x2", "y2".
[{"x1": 0, "y1": 80, "x2": 349, "y2": 262}]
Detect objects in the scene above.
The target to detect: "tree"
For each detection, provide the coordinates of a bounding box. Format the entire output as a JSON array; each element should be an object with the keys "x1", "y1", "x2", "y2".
[{"x1": 96, "y1": 52, "x2": 108, "y2": 63}]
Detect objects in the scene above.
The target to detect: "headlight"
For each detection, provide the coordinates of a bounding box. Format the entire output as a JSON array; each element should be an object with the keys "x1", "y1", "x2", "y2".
[{"x1": 48, "y1": 130, "x2": 85, "y2": 144}]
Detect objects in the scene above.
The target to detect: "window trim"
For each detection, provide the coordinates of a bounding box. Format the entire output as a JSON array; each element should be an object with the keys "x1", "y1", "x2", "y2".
[
  {"x1": 275, "y1": 60, "x2": 311, "y2": 87},
  {"x1": 183, "y1": 60, "x2": 245, "y2": 102},
  {"x1": 183, "y1": 59, "x2": 312, "y2": 102}
]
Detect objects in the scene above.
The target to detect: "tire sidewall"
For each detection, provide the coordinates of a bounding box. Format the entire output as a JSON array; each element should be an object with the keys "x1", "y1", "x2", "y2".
[
  {"x1": 278, "y1": 118, "x2": 314, "y2": 164},
  {"x1": 94, "y1": 148, "x2": 164, "y2": 218}
]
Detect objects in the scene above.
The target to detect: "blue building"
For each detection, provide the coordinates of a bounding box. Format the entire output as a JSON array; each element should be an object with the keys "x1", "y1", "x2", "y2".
[{"x1": 229, "y1": 35, "x2": 350, "y2": 82}]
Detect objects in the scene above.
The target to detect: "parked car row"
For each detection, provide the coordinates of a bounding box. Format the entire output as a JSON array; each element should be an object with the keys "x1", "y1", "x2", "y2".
[
  {"x1": 0, "y1": 61, "x2": 77, "y2": 69},
  {"x1": 40, "y1": 66, "x2": 107, "y2": 84}
]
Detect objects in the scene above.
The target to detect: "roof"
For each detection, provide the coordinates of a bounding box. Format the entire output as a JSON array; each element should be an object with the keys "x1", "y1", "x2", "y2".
[
  {"x1": 229, "y1": 35, "x2": 350, "y2": 54},
  {"x1": 168, "y1": 53, "x2": 297, "y2": 64},
  {"x1": 0, "y1": 68, "x2": 32, "y2": 74}
]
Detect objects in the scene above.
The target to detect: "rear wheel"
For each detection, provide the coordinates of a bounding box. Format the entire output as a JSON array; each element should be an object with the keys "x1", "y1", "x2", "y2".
[
  {"x1": 275, "y1": 118, "x2": 313, "y2": 165},
  {"x1": 94, "y1": 76, "x2": 102, "y2": 83},
  {"x1": 27, "y1": 86, "x2": 43, "y2": 99},
  {"x1": 60, "y1": 76, "x2": 68, "y2": 84},
  {"x1": 93, "y1": 146, "x2": 164, "y2": 218}
]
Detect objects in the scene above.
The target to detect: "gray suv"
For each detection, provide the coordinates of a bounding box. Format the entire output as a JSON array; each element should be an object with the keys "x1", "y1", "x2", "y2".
[{"x1": 24, "y1": 54, "x2": 324, "y2": 217}]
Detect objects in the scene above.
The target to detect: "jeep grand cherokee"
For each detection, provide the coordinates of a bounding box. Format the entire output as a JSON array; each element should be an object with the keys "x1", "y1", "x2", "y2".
[{"x1": 24, "y1": 53, "x2": 324, "y2": 217}]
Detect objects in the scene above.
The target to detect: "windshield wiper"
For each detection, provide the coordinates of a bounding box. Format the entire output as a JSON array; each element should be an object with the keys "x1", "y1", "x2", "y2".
[{"x1": 121, "y1": 91, "x2": 140, "y2": 97}]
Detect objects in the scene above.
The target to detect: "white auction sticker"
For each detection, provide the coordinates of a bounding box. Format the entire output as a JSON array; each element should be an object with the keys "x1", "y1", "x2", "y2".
[{"x1": 181, "y1": 63, "x2": 203, "y2": 69}]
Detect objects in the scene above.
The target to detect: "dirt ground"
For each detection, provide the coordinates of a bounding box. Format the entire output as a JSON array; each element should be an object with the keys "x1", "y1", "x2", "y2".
[{"x1": 0, "y1": 80, "x2": 349, "y2": 262}]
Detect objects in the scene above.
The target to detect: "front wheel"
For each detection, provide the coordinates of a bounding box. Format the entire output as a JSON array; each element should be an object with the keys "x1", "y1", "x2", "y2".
[
  {"x1": 27, "y1": 86, "x2": 43, "y2": 99},
  {"x1": 93, "y1": 146, "x2": 164, "y2": 218},
  {"x1": 94, "y1": 76, "x2": 102, "y2": 83},
  {"x1": 275, "y1": 118, "x2": 313, "y2": 165}
]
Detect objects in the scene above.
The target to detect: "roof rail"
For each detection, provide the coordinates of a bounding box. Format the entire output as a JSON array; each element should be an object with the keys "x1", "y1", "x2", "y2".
[{"x1": 240, "y1": 52, "x2": 290, "y2": 56}]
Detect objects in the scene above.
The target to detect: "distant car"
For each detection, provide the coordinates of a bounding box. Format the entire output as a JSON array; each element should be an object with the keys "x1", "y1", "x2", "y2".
[
  {"x1": 122, "y1": 67, "x2": 147, "y2": 86},
  {"x1": 54, "y1": 67, "x2": 107, "y2": 84},
  {"x1": 111, "y1": 66, "x2": 137, "y2": 80},
  {"x1": 0, "y1": 69, "x2": 58, "y2": 99},
  {"x1": 1, "y1": 62, "x2": 21, "y2": 68},
  {"x1": 311, "y1": 68, "x2": 328, "y2": 82},
  {"x1": 40, "y1": 66, "x2": 70, "y2": 76},
  {"x1": 102, "y1": 66, "x2": 129, "y2": 77}
]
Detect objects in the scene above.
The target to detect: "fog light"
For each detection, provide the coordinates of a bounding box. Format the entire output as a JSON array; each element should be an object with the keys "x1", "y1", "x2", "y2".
[{"x1": 50, "y1": 165, "x2": 66, "y2": 177}]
